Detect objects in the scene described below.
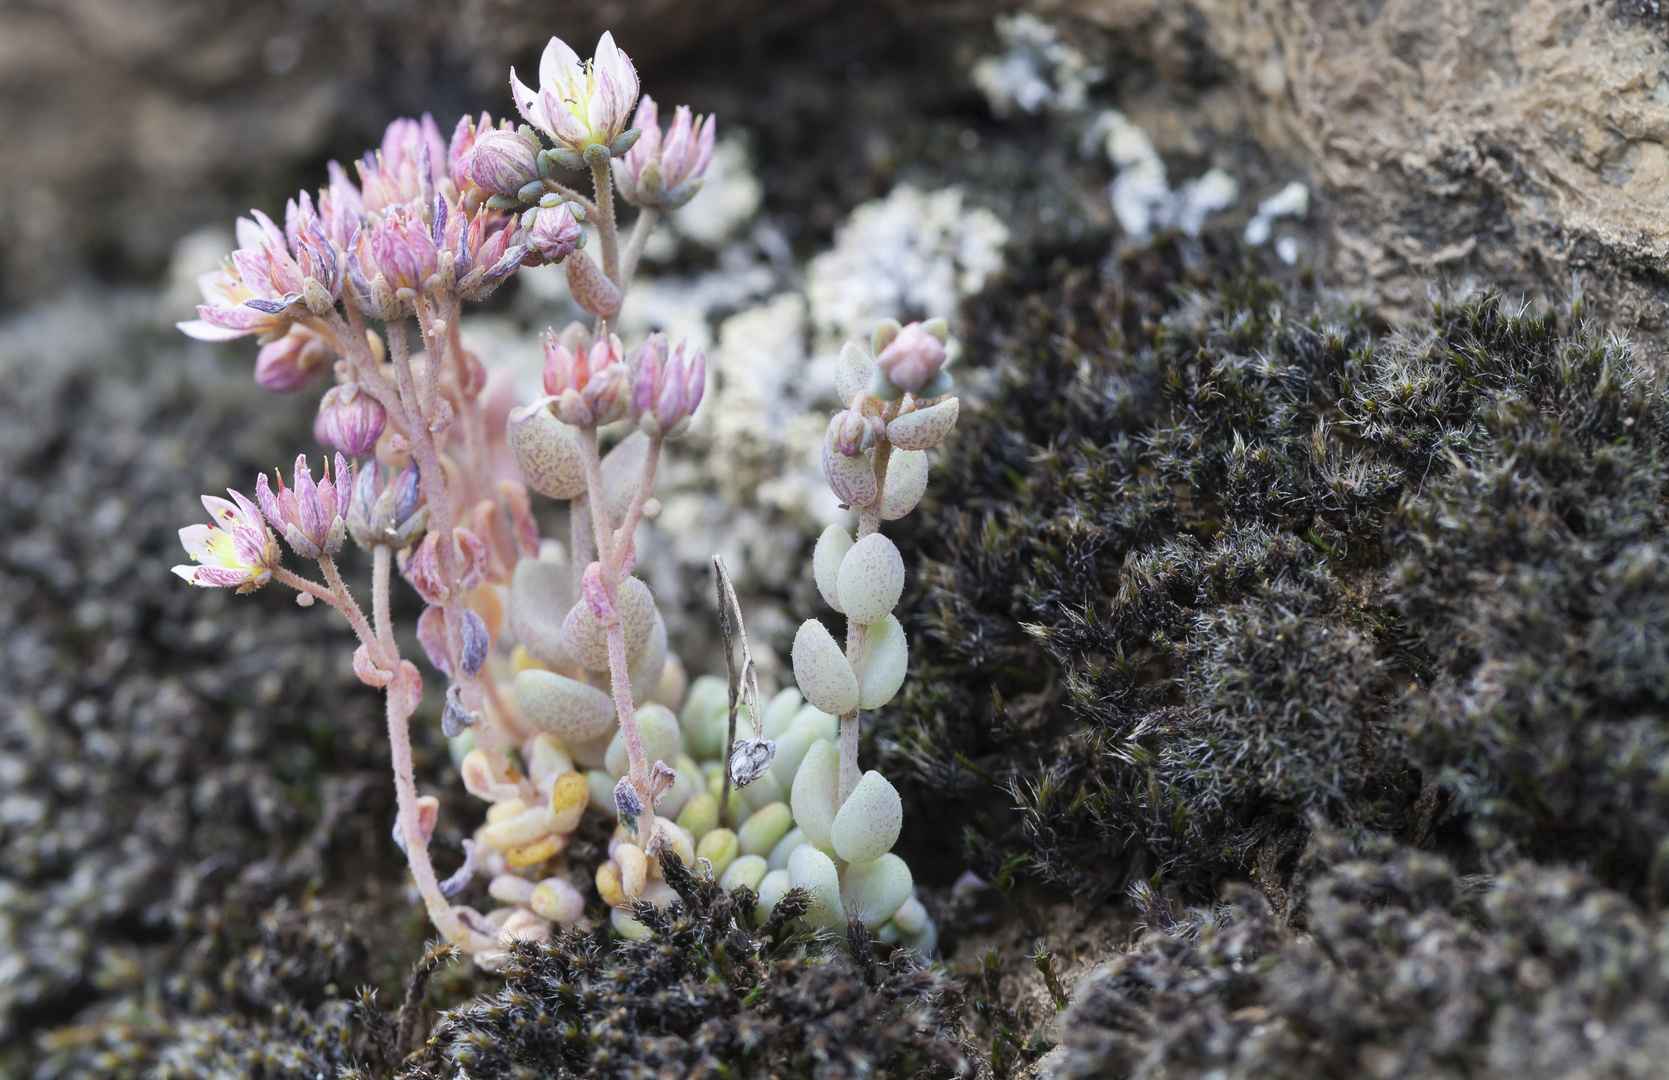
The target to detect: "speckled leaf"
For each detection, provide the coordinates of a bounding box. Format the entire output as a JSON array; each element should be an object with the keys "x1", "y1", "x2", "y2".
[
  {"x1": 515, "y1": 668, "x2": 616, "y2": 742},
  {"x1": 507, "y1": 403, "x2": 588, "y2": 500},
  {"x1": 859, "y1": 615, "x2": 907, "y2": 709},
  {"x1": 879, "y1": 449, "x2": 928, "y2": 521},
  {"x1": 792, "y1": 618, "x2": 859, "y2": 715},
  {"x1": 836, "y1": 533, "x2": 904, "y2": 626},
  {"x1": 885, "y1": 397, "x2": 958, "y2": 451},
  {"x1": 813, "y1": 524, "x2": 854, "y2": 613}
]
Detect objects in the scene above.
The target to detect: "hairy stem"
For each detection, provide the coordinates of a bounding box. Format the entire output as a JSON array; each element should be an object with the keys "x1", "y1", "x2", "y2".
[
  {"x1": 619, "y1": 208, "x2": 659, "y2": 290},
  {"x1": 335, "y1": 307, "x2": 410, "y2": 433},
  {"x1": 385, "y1": 667, "x2": 495, "y2": 953},
  {"x1": 577, "y1": 426, "x2": 656, "y2": 824},
  {"x1": 372, "y1": 545, "x2": 396, "y2": 660},
  {"x1": 612, "y1": 437, "x2": 662, "y2": 568},
  {"x1": 273, "y1": 566, "x2": 354, "y2": 619},
  {"x1": 591, "y1": 159, "x2": 621, "y2": 286},
  {"x1": 542, "y1": 177, "x2": 599, "y2": 219},
  {"x1": 318, "y1": 554, "x2": 379, "y2": 654}
]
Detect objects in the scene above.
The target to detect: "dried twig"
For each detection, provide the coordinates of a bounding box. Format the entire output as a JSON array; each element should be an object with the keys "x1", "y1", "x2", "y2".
[{"x1": 714, "y1": 556, "x2": 765, "y2": 826}]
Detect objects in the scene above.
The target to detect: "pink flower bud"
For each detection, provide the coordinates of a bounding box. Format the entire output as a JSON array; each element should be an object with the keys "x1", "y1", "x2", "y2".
[
  {"x1": 315, "y1": 382, "x2": 386, "y2": 457},
  {"x1": 448, "y1": 112, "x2": 494, "y2": 193},
  {"x1": 254, "y1": 323, "x2": 335, "y2": 392},
  {"x1": 543, "y1": 329, "x2": 626, "y2": 427},
  {"x1": 347, "y1": 462, "x2": 427, "y2": 550},
  {"x1": 348, "y1": 206, "x2": 438, "y2": 318},
  {"x1": 528, "y1": 203, "x2": 582, "y2": 263},
  {"x1": 875, "y1": 321, "x2": 948, "y2": 396},
  {"x1": 466, "y1": 129, "x2": 542, "y2": 196},
  {"x1": 435, "y1": 197, "x2": 528, "y2": 301},
  {"x1": 357, "y1": 114, "x2": 448, "y2": 214},
  {"x1": 256, "y1": 453, "x2": 352, "y2": 558},
  {"x1": 614, "y1": 96, "x2": 716, "y2": 211},
  {"x1": 630, "y1": 333, "x2": 706, "y2": 439},
  {"x1": 369, "y1": 206, "x2": 437, "y2": 292},
  {"x1": 828, "y1": 409, "x2": 877, "y2": 456}
]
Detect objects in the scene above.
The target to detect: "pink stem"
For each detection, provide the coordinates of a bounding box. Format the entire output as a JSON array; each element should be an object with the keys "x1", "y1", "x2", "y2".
[
  {"x1": 272, "y1": 565, "x2": 348, "y2": 614},
  {"x1": 591, "y1": 159, "x2": 621, "y2": 286},
  {"x1": 384, "y1": 664, "x2": 497, "y2": 953},
  {"x1": 577, "y1": 426, "x2": 656, "y2": 828},
  {"x1": 611, "y1": 437, "x2": 662, "y2": 568}
]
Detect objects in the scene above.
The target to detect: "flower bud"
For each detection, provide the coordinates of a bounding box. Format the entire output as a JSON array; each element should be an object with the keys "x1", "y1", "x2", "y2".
[
  {"x1": 630, "y1": 334, "x2": 706, "y2": 439},
  {"x1": 614, "y1": 96, "x2": 717, "y2": 211},
  {"x1": 347, "y1": 462, "x2": 428, "y2": 550},
  {"x1": 874, "y1": 320, "x2": 948, "y2": 397},
  {"x1": 828, "y1": 409, "x2": 877, "y2": 457},
  {"x1": 528, "y1": 202, "x2": 582, "y2": 263},
  {"x1": 256, "y1": 453, "x2": 352, "y2": 558},
  {"x1": 315, "y1": 382, "x2": 386, "y2": 457},
  {"x1": 254, "y1": 323, "x2": 335, "y2": 392},
  {"x1": 464, "y1": 129, "x2": 542, "y2": 197},
  {"x1": 543, "y1": 329, "x2": 627, "y2": 427}
]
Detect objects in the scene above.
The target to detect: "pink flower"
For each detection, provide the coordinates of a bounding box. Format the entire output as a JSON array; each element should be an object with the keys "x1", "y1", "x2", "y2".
[
  {"x1": 615, "y1": 96, "x2": 715, "y2": 211},
  {"x1": 448, "y1": 112, "x2": 495, "y2": 195},
  {"x1": 255, "y1": 322, "x2": 338, "y2": 392},
  {"x1": 177, "y1": 207, "x2": 341, "y2": 341},
  {"x1": 177, "y1": 261, "x2": 290, "y2": 343},
  {"x1": 257, "y1": 453, "x2": 352, "y2": 558},
  {"x1": 317, "y1": 161, "x2": 365, "y2": 251},
  {"x1": 511, "y1": 33, "x2": 640, "y2": 161},
  {"x1": 434, "y1": 197, "x2": 529, "y2": 301},
  {"x1": 173, "y1": 489, "x2": 280, "y2": 592},
  {"x1": 875, "y1": 320, "x2": 950, "y2": 396},
  {"x1": 526, "y1": 202, "x2": 582, "y2": 264},
  {"x1": 543, "y1": 328, "x2": 627, "y2": 426},
  {"x1": 347, "y1": 204, "x2": 438, "y2": 319},
  {"x1": 315, "y1": 382, "x2": 386, "y2": 456},
  {"x1": 463, "y1": 129, "x2": 541, "y2": 197},
  {"x1": 357, "y1": 114, "x2": 449, "y2": 215},
  {"x1": 630, "y1": 333, "x2": 706, "y2": 438}
]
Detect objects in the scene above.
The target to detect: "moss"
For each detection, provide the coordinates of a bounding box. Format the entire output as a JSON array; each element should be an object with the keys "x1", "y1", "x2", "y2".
[
  {"x1": 1049, "y1": 827, "x2": 1669, "y2": 1080},
  {"x1": 890, "y1": 243, "x2": 1669, "y2": 902},
  {"x1": 394, "y1": 857, "x2": 970, "y2": 1080}
]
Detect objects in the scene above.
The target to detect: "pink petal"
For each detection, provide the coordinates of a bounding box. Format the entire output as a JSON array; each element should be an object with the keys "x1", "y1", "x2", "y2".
[{"x1": 177, "y1": 319, "x2": 249, "y2": 342}]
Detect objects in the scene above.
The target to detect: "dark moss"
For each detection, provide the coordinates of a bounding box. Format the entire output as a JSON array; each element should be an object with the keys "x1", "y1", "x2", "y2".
[
  {"x1": 888, "y1": 243, "x2": 1669, "y2": 903},
  {"x1": 393, "y1": 857, "x2": 971, "y2": 1080},
  {"x1": 1049, "y1": 827, "x2": 1669, "y2": 1080}
]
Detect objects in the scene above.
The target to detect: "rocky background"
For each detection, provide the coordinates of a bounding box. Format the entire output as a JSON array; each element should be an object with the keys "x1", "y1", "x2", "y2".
[{"x1": 6, "y1": 1, "x2": 1669, "y2": 1077}]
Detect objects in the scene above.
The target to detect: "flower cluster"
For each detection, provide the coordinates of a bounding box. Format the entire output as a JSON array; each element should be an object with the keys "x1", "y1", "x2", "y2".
[{"x1": 170, "y1": 27, "x2": 941, "y2": 966}]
